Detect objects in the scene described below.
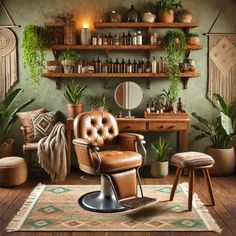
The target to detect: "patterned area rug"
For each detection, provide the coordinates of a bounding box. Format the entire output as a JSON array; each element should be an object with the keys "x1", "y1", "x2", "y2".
[{"x1": 7, "y1": 183, "x2": 221, "y2": 232}]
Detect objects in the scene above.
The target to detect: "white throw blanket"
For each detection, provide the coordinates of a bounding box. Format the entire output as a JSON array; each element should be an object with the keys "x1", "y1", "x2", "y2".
[{"x1": 38, "y1": 122, "x2": 68, "y2": 183}]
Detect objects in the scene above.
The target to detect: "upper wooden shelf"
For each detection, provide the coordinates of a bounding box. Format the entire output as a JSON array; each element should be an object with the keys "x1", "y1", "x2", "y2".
[
  {"x1": 49, "y1": 44, "x2": 202, "y2": 51},
  {"x1": 94, "y1": 22, "x2": 199, "y2": 29}
]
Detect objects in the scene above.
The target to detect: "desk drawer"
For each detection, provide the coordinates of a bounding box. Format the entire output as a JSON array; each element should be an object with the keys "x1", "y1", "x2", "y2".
[
  {"x1": 148, "y1": 122, "x2": 188, "y2": 131},
  {"x1": 118, "y1": 121, "x2": 146, "y2": 131}
]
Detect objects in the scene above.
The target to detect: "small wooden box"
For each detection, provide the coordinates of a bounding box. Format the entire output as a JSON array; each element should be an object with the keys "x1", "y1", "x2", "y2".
[{"x1": 144, "y1": 111, "x2": 189, "y2": 119}]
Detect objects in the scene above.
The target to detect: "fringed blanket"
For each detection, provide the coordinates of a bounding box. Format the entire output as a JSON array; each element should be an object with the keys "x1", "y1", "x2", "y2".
[{"x1": 38, "y1": 122, "x2": 68, "y2": 183}]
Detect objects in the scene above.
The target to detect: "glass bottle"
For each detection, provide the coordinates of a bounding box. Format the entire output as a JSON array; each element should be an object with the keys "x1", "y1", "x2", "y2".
[
  {"x1": 120, "y1": 32, "x2": 126, "y2": 45},
  {"x1": 177, "y1": 97, "x2": 183, "y2": 112},
  {"x1": 120, "y1": 58, "x2": 126, "y2": 73},
  {"x1": 141, "y1": 58, "x2": 145, "y2": 73},
  {"x1": 151, "y1": 100, "x2": 155, "y2": 112},
  {"x1": 132, "y1": 59, "x2": 138, "y2": 73},
  {"x1": 97, "y1": 34, "x2": 102, "y2": 46},
  {"x1": 146, "y1": 101, "x2": 151, "y2": 113},
  {"x1": 113, "y1": 34, "x2": 120, "y2": 46},
  {"x1": 126, "y1": 5, "x2": 140, "y2": 22},
  {"x1": 137, "y1": 31, "x2": 142, "y2": 45},
  {"x1": 145, "y1": 58, "x2": 151, "y2": 73},
  {"x1": 107, "y1": 32, "x2": 113, "y2": 45},
  {"x1": 92, "y1": 58, "x2": 96, "y2": 73},
  {"x1": 126, "y1": 59, "x2": 132, "y2": 73},
  {"x1": 108, "y1": 58, "x2": 113, "y2": 73},
  {"x1": 151, "y1": 56, "x2": 157, "y2": 74},
  {"x1": 126, "y1": 31, "x2": 132, "y2": 45},
  {"x1": 132, "y1": 32, "x2": 137, "y2": 45},
  {"x1": 102, "y1": 34, "x2": 108, "y2": 45},
  {"x1": 114, "y1": 58, "x2": 120, "y2": 73},
  {"x1": 95, "y1": 57, "x2": 102, "y2": 73},
  {"x1": 137, "y1": 60, "x2": 142, "y2": 73}
]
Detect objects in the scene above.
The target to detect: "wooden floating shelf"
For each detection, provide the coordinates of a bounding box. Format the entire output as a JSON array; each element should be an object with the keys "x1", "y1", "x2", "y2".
[
  {"x1": 49, "y1": 44, "x2": 202, "y2": 51},
  {"x1": 94, "y1": 22, "x2": 199, "y2": 29},
  {"x1": 42, "y1": 72, "x2": 200, "y2": 90}
]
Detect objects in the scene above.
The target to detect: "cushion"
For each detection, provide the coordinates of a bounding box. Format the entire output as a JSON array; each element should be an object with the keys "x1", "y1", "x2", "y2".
[
  {"x1": 92, "y1": 150, "x2": 142, "y2": 173},
  {"x1": 171, "y1": 152, "x2": 215, "y2": 168},
  {"x1": 17, "y1": 108, "x2": 45, "y2": 142},
  {"x1": 31, "y1": 110, "x2": 58, "y2": 141}
]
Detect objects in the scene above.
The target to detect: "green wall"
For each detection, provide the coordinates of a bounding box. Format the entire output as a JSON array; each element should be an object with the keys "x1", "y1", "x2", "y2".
[{"x1": 1, "y1": 0, "x2": 236, "y2": 164}]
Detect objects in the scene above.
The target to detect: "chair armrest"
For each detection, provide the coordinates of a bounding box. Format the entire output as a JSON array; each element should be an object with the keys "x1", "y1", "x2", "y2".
[
  {"x1": 118, "y1": 133, "x2": 147, "y2": 165},
  {"x1": 73, "y1": 138, "x2": 98, "y2": 149},
  {"x1": 20, "y1": 126, "x2": 27, "y2": 144}
]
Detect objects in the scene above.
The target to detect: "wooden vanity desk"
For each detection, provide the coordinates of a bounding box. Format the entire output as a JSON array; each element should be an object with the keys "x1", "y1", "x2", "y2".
[{"x1": 66, "y1": 112, "x2": 189, "y2": 173}]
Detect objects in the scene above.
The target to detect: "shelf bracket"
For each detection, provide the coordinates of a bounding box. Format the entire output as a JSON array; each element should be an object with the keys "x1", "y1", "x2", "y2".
[
  {"x1": 147, "y1": 78, "x2": 151, "y2": 89},
  {"x1": 181, "y1": 77, "x2": 189, "y2": 89},
  {"x1": 52, "y1": 49, "x2": 59, "y2": 60},
  {"x1": 104, "y1": 78, "x2": 109, "y2": 89},
  {"x1": 55, "y1": 78, "x2": 60, "y2": 89}
]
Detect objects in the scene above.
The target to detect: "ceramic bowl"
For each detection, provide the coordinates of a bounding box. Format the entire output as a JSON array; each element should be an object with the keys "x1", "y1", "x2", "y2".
[{"x1": 142, "y1": 12, "x2": 156, "y2": 23}]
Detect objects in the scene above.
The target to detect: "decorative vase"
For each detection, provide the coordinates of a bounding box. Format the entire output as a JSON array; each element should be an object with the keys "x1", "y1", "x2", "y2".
[
  {"x1": 126, "y1": 5, "x2": 140, "y2": 22},
  {"x1": 0, "y1": 139, "x2": 14, "y2": 158},
  {"x1": 157, "y1": 10, "x2": 174, "y2": 23},
  {"x1": 67, "y1": 103, "x2": 84, "y2": 119},
  {"x1": 206, "y1": 146, "x2": 235, "y2": 176},
  {"x1": 151, "y1": 161, "x2": 168, "y2": 177},
  {"x1": 61, "y1": 60, "x2": 74, "y2": 73},
  {"x1": 80, "y1": 28, "x2": 91, "y2": 45}
]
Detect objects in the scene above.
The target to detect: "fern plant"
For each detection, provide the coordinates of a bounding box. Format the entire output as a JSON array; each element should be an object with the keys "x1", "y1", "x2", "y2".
[
  {"x1": 164, "y1": 30, "x2": 186, "y2": 103},
  {"x1": 87, "y1": 94, "x2": 107, "y2": 110},
  {"x1": 64, "y1": 80, "x2": 87, "y2": 104},
  {"x1": 22, "y1": 25, "x2": 49, "y2": 85}
]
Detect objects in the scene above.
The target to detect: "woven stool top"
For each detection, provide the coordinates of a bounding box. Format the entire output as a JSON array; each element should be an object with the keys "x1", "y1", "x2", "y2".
[
  {"x1": 0, "y1": 156, "x2": 26, "y2": 168},
  {"x1": 171, "y1": 152, "x2": 215, "y2": 168}
]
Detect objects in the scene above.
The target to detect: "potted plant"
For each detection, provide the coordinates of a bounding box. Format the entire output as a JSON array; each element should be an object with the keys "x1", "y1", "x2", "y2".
[
  {"x1": 187, "y1": 32, "x2": 200, "y2": 45},
  {"x1": 158, "y1": 89, "x2": 175, "y2": 112},
  {"x1": 87, "y1": 94, "x2": 107, "y2": 111},
  {"x1": 59, "y1": 49, "x2": 80, "y2": 73},
  {"x1": 151, "y1": 136, "x2": 171, "y2": 177},
  {"x1": 22, "y1": 25, "x2": 49, "y2": 85},
  {"x1": 156, "y1": 0, "x2": 182, "y2": 23},
  {"x1": 164, "y1": 30, "x2": 186, "y2": 104},
  {"x1": 0, "y1": 88, "x2": 35, "y2": 157},
  {"x1": 64, "y1": 80, "x2": 87, "y2": 118},
  {"x1": 192, "y1": 93, "x2": 236, "y2": 176}
]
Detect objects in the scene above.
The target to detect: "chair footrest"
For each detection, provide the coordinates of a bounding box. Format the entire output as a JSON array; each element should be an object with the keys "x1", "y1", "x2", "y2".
[{"x1": 120, "y1": 197, "x2": 156, "y2": 209}]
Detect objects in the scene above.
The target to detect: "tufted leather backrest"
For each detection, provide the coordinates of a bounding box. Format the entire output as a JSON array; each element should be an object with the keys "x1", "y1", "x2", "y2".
[{"x1": 73, "y1": 111, "x2": 119, "y2": 146}]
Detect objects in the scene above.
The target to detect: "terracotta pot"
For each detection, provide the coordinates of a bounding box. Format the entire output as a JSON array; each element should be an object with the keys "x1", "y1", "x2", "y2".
[
  {"x1": 157, "y1": 10, "x2": 174, "y2": 23},
  {"x1": 0, "y1": 139, "x2": 14, "y2": 158},
  {"x1": 67, "y1": 103, "x2": 84, "y2": 119},
  {"x1": 206, "y1": 146, "x2": 235, "y2": 176},
  {"x1": 151, "y1": 161, "x2": 168, "y2": 177},
  {"x1": 187, "y1": 36, "x2": 200, "y2": 45}
]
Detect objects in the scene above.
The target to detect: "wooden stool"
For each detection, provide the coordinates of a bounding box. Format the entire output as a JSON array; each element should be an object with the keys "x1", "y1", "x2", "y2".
[
  {"x1": 170, "y1": 152, "x2": 215, "y2": 211},
  {"x1": 0, "y1": 157, "x2": 28, "y2": 187}
]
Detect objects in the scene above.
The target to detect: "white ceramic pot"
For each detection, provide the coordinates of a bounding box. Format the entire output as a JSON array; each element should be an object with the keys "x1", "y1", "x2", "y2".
[
  {"x1": 206, "y1": 146, "x2": 235, "y2": 176},
  {"x1": 151, "y1": 161, "x2": 168, "y2": 177},
  {"x1": 142, "y1": 12, "x2": 156, "y2": 23}
]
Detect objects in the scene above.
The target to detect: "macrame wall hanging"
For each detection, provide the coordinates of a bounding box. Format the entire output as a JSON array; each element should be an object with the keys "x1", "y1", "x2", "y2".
[
  {"x1": 205, "y1": 7, "x2": 236, "y2": 105},
  {"x1": 0, "y1": 0, "x2": 20, "y2": 101}
]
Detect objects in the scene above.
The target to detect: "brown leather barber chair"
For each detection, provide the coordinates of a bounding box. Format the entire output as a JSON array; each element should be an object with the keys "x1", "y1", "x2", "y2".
[{"x1": 73, "y1": 111, "x2": 155, "y2": 212}]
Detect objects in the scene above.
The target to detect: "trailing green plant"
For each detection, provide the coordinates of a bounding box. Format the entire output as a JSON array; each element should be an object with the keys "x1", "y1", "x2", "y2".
[
  {"x1": 164, "y1": 30, "x2": 186, "y2": 103},
  {"x1": 151, "y1": 136, "x2": 171, "y2": 162},
  {"x1": 187, "y1": 32, "x2": 199, "y2": 37},
  {"x1": 156, "y1": 0, "x2": 182, "y2": 13},
  {"x1": 192, "y1": 93, "x2": 236, "y2": 149},
  {"x1": 0, "y1": 88, "x2": 35, "y2": 145},
  {"x1": 87, "y1": 94, "x2": 107, "y2": 110},
  {"x1": 64, "y1": 80, "x2": 87, "y2": 104},
  {"x1": 22, "y1": 25, "x2": 49, "y2": 85},
  {"x1": 59, "y1": 49, "x2": 80, "y2": 62}
]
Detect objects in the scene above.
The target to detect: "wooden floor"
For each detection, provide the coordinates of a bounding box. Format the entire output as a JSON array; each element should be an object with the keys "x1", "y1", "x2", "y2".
[{"x1": 0, "y1": 166, "x2": 236, "y2": 236}]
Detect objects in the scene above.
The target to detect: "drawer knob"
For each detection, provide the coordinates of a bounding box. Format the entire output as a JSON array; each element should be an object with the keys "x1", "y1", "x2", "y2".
[{"x1": 125, "y1": 125, "x2": 131, "y2": 129}]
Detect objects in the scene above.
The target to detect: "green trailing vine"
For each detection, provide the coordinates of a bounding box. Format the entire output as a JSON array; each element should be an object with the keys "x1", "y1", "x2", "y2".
[
  {"x1": 164, "y1": 30, "x2": 186, "y2": 103},
  {"x1": 22, "y1": 25, "x2": 49, "y2": 85}
]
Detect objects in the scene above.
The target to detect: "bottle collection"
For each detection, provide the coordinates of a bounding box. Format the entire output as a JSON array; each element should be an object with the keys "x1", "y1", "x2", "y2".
[
  {"x1": 76, "y1": 57, "x2": 168, "y2": 74},
  {"x1": 145, "y1": 97, "x2": 184, "y2": 114},
  {"x1": 91, "y1": 31, "x2": 143, "y2": 46}
]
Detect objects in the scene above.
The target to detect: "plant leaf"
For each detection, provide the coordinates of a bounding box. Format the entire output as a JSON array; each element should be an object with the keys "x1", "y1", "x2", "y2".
[
  {"x1": 220, "y1": 112, "x2": 234, "y2": 135},
  {"x1": 213, "y1": 93, "x2": 228, "y2": 114}
]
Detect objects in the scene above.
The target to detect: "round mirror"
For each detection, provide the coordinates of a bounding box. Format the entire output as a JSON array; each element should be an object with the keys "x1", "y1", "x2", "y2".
[{"x1": 114, "y1": 81, "x2": 143, "y2": 109}]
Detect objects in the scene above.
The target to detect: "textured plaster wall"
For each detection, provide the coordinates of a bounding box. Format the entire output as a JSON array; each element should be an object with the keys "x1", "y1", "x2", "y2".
[{"x1": 1, "y1": 0, "x2": 236, "y2": 164}]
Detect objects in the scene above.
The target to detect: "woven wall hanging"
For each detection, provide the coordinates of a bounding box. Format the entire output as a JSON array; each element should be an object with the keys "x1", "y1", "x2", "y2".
[
  {"x1": 0, "y1": 0, "x2": 20, "y2": 100},
  {"x1": 205, "y1": 7, "x2": 236, "y2": 105}
]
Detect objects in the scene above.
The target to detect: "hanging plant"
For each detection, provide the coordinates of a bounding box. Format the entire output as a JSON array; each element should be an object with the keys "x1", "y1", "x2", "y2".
[
  {"x1": 22, "y1": 25, "x2": 49, "y2": 85},
  {"x1": 164, "y1": 30, "x2": 186, "y2": 103}
]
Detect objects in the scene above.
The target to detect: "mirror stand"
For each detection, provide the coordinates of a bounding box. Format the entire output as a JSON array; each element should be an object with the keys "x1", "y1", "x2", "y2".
[{"x1": 125, "y1": 109, "x2": 135, "y2": 118}]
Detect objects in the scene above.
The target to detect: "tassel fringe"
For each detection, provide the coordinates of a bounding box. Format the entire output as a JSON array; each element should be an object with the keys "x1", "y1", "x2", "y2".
[
  {"x1": 6, "y1": 183, "x2": 46, "y2": 232},
  {"x1": 180, "y1": 182, "x2": 222, "y2": 233}
]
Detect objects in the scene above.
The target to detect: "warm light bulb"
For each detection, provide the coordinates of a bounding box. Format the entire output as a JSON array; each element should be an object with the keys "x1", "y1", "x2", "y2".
[{"x1": 83, "y1": 23, "x2": 89, "y2": 28}]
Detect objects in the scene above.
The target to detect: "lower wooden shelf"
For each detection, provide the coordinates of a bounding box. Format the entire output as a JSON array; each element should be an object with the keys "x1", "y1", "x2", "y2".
[{"x1": 42, "y1": 72, "x2": 200, "y2": 89}]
